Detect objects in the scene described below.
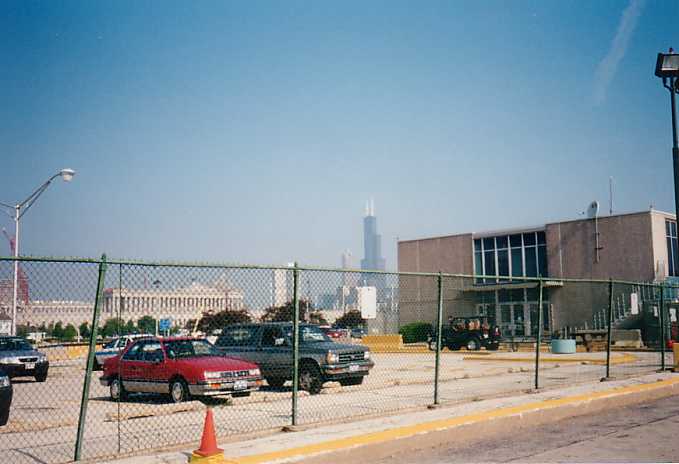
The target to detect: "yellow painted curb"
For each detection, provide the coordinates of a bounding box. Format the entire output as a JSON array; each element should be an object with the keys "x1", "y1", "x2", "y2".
[
  {"x1": 227, "y1": 376, "x2": 679, "y2": 464},
  {"x1": 462, "y1": 353, "x2": 638, "y2": 365}
]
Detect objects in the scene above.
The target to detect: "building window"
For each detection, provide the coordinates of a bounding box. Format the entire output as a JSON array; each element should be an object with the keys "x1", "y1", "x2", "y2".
[
  {"x1": 667, "y1": 220, "x2": 678, "y2": 277},
  {"x1": 474, "y1": 231, "x2": 548, "y2": 283}
]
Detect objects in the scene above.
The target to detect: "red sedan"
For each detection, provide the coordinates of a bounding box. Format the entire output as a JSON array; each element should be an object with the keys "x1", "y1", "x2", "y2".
[{"x1": 100, "y1": 336, "x2": 262, "y2": 403}]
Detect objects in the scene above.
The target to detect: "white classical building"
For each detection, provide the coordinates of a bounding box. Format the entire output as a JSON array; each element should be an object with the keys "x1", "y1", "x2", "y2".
[{"x1": 102, "y1": 281, "x2": 245, "y2": 327}]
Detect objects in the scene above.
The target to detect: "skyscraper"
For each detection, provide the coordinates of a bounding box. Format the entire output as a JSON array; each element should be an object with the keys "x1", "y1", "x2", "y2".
[{"x1": 361, "y1": 199, "x2": 386, "y2": 288}]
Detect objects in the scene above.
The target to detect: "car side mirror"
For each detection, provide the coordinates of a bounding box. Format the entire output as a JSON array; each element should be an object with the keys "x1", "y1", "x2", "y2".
[{"x1": 274, "y1": 338, "x2": 286, "y2": 346}]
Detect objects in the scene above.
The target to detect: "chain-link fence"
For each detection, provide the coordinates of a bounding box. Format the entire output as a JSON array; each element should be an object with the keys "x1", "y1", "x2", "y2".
[{"x1": 0, "y1": 256, "x2": 677, "y2": 464}]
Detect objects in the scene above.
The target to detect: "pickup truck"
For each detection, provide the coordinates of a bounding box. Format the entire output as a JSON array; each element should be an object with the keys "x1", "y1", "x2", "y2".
[
  {"x1": 214, "y1": 323, "x2": 374, "y2": 394},
  {"x1": 428, "y1": 317, "x2": 501, "y2": 351}
]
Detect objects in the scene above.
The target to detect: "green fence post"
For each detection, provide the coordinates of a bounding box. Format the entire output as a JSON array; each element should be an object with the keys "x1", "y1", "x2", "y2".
[
  {"x1": 534, "y1": 279, "x2": 543, "y2": 390},
  {"x1": 291, "y1": 263, "x2": 300, "y2": 427},
  {"x1": 74, "y1": 254, "x2": 107, "y2": 461},
  {"x1": 660, "y1": 283, "x2": 666, "y2": 371},
  {"x1": 433, "y1": 272, "x2": 443, "y2": 406},
  {"x1": 604, "y1": 279, "x2": 614, "y2": 380}
]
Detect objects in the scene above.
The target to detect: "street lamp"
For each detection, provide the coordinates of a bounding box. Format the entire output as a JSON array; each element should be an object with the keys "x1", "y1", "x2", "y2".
[
  {"x1": 655, "y1": 49, "x2": 679, "y2": 223},
  {"x1": 0, "y1": 168, "x2": 76, "y2": 335}
]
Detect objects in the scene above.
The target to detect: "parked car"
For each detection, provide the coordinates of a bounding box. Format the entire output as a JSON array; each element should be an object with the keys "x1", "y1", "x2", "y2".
[
  {"x1": 350, "y1": 328, "x2": 366, "y2": 339},
  {"x1": 320, "y1": 327, "x2": 346, "y2": 339},
  {"x1": 428, "y1": 317, "x2": 501, "y2": 351},
  {"x1": 0, "y1": 368, "x2": 11, "y2": 426},
  {"x1": 0, "y1": 336, "x2": 49, "y2": 382},
  {"x1": 94, "y1": 334, "x2": 148, "y2": 370},
  {"x1": 214, "y1": 323, "x2": 374, "y2": 394},
  {"x1": 100, "y1": 336, "x2": 262, "y2": 403}
]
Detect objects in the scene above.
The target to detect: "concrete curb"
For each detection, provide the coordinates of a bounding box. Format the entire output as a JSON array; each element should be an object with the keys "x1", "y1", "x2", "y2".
[
  {"x1": 462, "y1": 352, "x2": 637, "y2": 365},
  {"x1": 228, "y1": 376, "x2": 679, "y2": 464}
]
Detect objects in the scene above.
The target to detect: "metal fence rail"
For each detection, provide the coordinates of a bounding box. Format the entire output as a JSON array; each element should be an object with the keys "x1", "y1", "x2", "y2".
[{"x1": 0, "y1": 256, "x2": 676, "y2": 464}]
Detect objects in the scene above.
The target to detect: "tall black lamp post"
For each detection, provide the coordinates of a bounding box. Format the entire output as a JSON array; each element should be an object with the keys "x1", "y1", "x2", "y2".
[{"x1": 655, "y1": 49, "x2": 679, "y2": 221}]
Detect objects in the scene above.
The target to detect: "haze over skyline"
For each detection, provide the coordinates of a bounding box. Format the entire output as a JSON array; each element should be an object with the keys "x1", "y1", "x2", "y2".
[{"x1": 2, "y1": 1, "x2": 679, "y2": 270}]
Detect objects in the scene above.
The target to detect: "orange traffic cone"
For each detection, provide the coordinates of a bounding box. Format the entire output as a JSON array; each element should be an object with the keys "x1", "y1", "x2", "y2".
[{"x1": 190, "y1": 409, "x2": 225, "y2": 463}]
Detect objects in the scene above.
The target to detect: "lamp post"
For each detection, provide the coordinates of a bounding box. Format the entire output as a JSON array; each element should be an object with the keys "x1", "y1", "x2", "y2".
[
  {"x1": 655, "y1": 50, "x2": 679, "y2": 222},
  {"x1": 0, "y1": 169, "x2": 76, "y2": 335}
]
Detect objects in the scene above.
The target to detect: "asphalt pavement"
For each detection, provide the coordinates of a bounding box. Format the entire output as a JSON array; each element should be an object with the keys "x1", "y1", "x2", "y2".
[{"x1": 373, "y1": 395, "x2": 679, "y2": 463}]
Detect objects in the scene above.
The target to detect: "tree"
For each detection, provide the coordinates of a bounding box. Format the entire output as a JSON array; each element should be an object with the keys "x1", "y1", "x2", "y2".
[
  {"x1": 334, "y1": 310, "x2": 366, "y2": 329},
  {"x1": 125, "y1": 319, "x2": 136, "y2": 335},
  {"x1": 52, "y1": 322, "x2": 64, "y2": 340},
  {"x1": 101, "y1": 318, "x2": 122, "y2": 338},
  {"x1": 79, "y1": 322, "x2": 90, "y2": 339},
  {"x1": 198, "y1": 309, "x2": 252, "y2": 334},
  {"x1": 260, "y1": 299, "x2": 315, "y2": 323},
  {"x1": 308, "y1": 311, "x2": 328, "y2": 326},
  {"x1": 137, "y1": 315, "x2": 156, "y2": 335},
  {"x1": 63, "y1": 324, "x2": 77, "y2": 341}
]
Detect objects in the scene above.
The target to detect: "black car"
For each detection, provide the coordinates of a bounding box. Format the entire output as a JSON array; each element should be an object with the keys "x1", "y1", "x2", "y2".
[
  {"x1": 429, "y1": 317, "x2": 501, "y2": 351},
  {"x1": 0, "y1": 336, "x2": 49, "y2": 382},
  {"x1": 214, "y1": 323, "x2": 374, "y2": 394},
  {"x1": 0, "y1": 368, "x2": 12, "y2": 426}
]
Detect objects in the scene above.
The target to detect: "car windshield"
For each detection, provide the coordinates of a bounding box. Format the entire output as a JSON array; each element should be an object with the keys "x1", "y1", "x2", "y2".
[
  {"x1": 165, "y1": 339, "x2": 218, "y2": 358},
  {"x1": 0, "y1": 338, "x2": 33, "y2": 352},
  {"x1": 284, "y1": 326, "x2": 331, "y2": 343},
  {"x1": 103, "y1": 339, "x2": 118, "y2": 349}
]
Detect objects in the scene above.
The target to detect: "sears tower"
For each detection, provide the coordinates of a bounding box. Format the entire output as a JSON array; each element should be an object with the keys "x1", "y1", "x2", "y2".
[{"x1": 361, "y1": 199, "x2": 385, "y2": 286}]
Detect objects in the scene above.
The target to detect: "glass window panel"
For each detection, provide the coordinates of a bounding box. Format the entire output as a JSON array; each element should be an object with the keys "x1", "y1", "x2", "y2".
[
  {"x1": 537, "y1": 231, "x2": 546, "y2": 245},
  {"x1": 501, "y1": 305, "x2": 511, "y2": 323},
  {"x1": 672, "y1": 221, "x2": 677, "y2": 237},
  {"x1": 509, "y1": 289, "x2": 524, "y2": 301},
  {"x1": 526, "y1": 287, "x2": 538, "y2": 301},
  {"x1": 538, "y1": 245, "x2": 547, "y2": 277},
  {"x1": 511, "y1": 248, "x2": 523, "y2": 277},
  {"x1": 496, "y1": 236, "x2": 508, "y2": 249},
  {"x1": 497, "y1": 249, "x2": 509, "y2": 279},
  {"x1": 523, "y1": 232, "x2": 536, "y2": 246},
  {"x1": 525, "y1": 247, "x2": 537, "y2": 277},
  {"x1": 666, "y1": 220, "x2": 671, "y2": 236},
  {"x1": 484, "y1": 250, "x2": 496, "y2": 277},
  {"x1": 483, "y1": 237, "x2": 495, "y2": 251},
  {"x1": 498, "y1": 289, "x2": 511, "y2": 303},
  {"x1": 668, "y1": 238, "x2": 674, "y2": 277},
  {"x1": 510, "y1": 234, "x2": 522, "y2": 248},
  {"x1": 474, "y1": 239, "x2": 482, "y2": 252},
  {"x1": 475, "y1": 252, "x2": 483, "y2": 277},
  {"x1": 673, "y1": 238, "x2": 679, "y2": 277},
  {"x1": 543, "y1": 303, "x2": 550, "y2": 330}
]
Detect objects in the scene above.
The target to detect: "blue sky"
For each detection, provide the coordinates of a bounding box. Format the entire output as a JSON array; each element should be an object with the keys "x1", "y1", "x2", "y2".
[{"x1": 1, "y1": 0, "x2": 678, "y2": 270}]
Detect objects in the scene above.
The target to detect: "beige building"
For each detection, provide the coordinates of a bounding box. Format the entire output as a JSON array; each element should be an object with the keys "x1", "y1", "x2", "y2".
[
  {"x1": 398, "y1": 209, "x2": 678, "y2": 337},
  {"x1": 103, "y1": 281, "x2": 245, "y2": 327}
]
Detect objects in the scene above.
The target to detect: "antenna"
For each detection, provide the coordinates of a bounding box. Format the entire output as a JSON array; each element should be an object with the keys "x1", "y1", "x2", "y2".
[
  {"x1": 587, "y1": 201, "x2": 599, "y2": 219},
  {"x1": 609, "y1": 177, "x2": 613, "y2": 215}
]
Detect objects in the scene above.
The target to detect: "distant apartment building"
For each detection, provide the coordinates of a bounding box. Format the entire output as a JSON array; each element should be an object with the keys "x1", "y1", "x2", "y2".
[{"x1": 398, "y1": 209, "x2": 678, "y2": 336}]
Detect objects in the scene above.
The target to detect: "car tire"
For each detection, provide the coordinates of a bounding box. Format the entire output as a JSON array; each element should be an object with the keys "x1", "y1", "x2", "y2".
[
  {"x1": 428, "y1": 340, "x2": 437, "y2": 351},
  {"x1": 466, "y1": 337, "x2": 481, "y2": 351},
  {"x1": 339, "y1": 377, "x2": 364, "y2": 387},
  {"x1": 487, "y1": 343, "x2": 499, "y2": 351},
  {"x1": 299, "y1": 363, "x2": 323, "y2": 395},
  {"x1": 93, "y1": 359, "x2": 101, "y2": 371},
  {"x1": 35, "y1": 372, "x2": 47, "y2": 383},
  {"x1": 0, "y1": 405, "x2": 8, "y2": 426},
  {"x1": 170, "y1": 378, "x2": 190, "y2": 403},
  {"x1": 266, "y1": 377, "x2": 286, "y2": 389},
  {"x1": 109, "y1": 377, "x2": 128, "y2": 401}
]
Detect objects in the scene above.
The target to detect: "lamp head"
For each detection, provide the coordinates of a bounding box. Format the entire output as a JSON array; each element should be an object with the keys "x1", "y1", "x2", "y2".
[
  {"x1": 655, "y1": 52, "x2": 679, "y2": 78},
  {"x1": 59, "y1": 168, "x2": 75, "y2": 182}
]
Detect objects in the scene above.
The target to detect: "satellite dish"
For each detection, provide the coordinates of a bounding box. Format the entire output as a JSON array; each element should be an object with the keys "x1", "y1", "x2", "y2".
[{"x1": 587, "y1": 201, "x2": 599, "y2": 219}]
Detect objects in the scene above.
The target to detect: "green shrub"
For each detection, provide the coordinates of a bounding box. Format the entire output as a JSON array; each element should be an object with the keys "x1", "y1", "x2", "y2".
[{"x1": 399, "y1": 322, "x2": 433, "y2": 344}]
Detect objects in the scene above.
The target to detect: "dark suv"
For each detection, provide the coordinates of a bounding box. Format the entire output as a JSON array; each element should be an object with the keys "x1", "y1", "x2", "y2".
[
  {"x1": 0, "y1": 336, "x2": 49, "y2": 382},
  {"x1": 214, "y1": 323, "x2": 374, "y2": 394},
  {"x1": 429, "y1": 317, "x2": 501, "y2": 351}
]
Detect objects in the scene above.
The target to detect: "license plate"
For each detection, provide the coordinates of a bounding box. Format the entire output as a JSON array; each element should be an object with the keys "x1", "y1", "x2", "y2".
[
  {"x1": 234, "y1": 380, "x2": 248, "y2": 391},
  {"x1": 349, "y1": 364, "x2": 359, "y2": 372},
  {"x1": 25, "y1": 363, "x2": 35, "y2": 370}
]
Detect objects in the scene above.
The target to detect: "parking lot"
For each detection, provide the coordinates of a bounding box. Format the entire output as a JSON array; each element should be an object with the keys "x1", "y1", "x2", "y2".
[{"x1": 0, "y1": 349, "x2": 667, "y2": 464}]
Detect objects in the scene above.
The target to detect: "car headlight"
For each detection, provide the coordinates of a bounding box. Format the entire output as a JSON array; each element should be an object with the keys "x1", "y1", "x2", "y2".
[
  {"x1": 326, "y1": 352, "x2": 339, "y2": 364},
  {"x1": 364, "y1": 351, "x2": 371, "y2": 360},
  {"x1": 248, "y1": 368, "x2": 260, "y2": 376},
  {"x1": 0, "y1": 357, "x2": 18, "y2": 364},
  {"x1": 0, "y1": 376, "x2": 9, "y2": 388},
  {"x1": 37, "y1": 355, "x2": 47, "y2": 363},
  {"x1": 203, "y1": 371, "x2": 222, "y2": 380}
]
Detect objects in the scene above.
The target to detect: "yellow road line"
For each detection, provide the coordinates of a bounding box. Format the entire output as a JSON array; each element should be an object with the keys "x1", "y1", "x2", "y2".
[{"x1": 228, "y1": 376, "x2": 679, "y2": 464}]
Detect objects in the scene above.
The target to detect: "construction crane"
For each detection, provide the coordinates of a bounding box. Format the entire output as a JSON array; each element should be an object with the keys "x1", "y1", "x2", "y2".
[{"x1": 2, "y1": 228, "x2": 29, "y2": 304}]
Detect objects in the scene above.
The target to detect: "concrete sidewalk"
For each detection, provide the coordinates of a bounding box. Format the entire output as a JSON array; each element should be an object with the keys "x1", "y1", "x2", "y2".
[{"x1": 98, "y1": 372, "x2": 679, "y2": 464}]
